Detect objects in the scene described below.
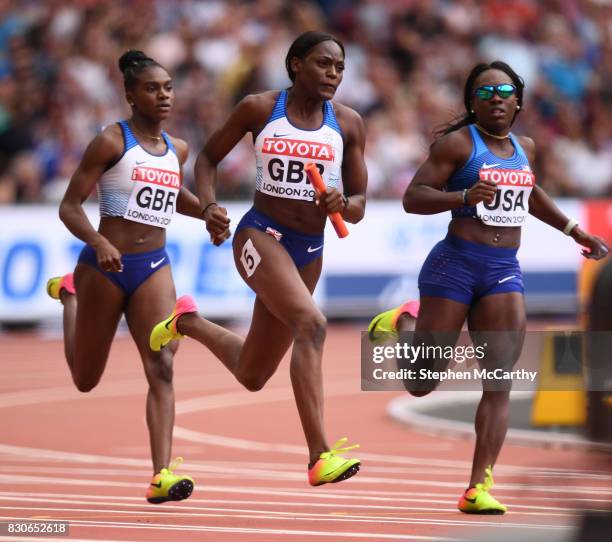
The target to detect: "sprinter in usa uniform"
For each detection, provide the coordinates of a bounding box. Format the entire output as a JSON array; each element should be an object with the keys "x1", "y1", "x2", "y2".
[
  {"x1": 377, "y1": 61, "x2": 608, "y2": 514},
  {"x1": 47, "y1": 50, "x2": 203, "y2": 504},
  {"x1": 150, "y1": 31, "x2": 368, "y2": 486}
]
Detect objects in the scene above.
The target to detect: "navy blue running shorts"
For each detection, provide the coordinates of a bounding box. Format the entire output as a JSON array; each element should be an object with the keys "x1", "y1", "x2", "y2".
[
  {"x1": 77, "y1": 244, "x2": 170, "y2": 296},
  {"x1": 234, "y1": 207, "x2": 324, "y2": 269},
  {"x1": 418, "y1": 234, "x2": 524, "y2": 305}
]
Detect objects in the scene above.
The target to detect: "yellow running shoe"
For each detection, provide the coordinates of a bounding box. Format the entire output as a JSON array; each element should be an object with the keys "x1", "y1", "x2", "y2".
[
  {"x1": 46, "y1": 273, "x2": 75, "y2": 300},
  {"x1": 146, "y1": 457, "x2": 194, "y2": 504},
  {"x1": 149, "y1": 295, "x2": 198, "y2": 351},
  {"x1": 458, "y1": 466, "x2": 507, "y2": 514},
  {"x1": 367, "y1": 301, "x2": 420, "y2": 342},
  {"x1": 308, "y1": 438, "x2": 361, "y2": 486}
]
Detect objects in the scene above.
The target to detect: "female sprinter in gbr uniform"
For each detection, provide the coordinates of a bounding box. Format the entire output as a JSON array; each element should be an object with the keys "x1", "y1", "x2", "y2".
[
  {"x1": 47, "y1": 50, "x2": 204, "y2": 504},
  {"x1": 150, "y1": 31, "x2": 368, "y2": 486}
]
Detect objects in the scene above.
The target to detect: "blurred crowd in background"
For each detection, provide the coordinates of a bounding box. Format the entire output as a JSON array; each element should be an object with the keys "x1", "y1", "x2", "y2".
[{"x1": 1, "y1": 0, "x2": 611, "y2": 204}]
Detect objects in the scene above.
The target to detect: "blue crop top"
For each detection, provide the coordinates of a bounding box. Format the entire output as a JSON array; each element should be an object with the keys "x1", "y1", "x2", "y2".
[{"x1": 447, "y1": 125, "x2": 532, "y2": 218}]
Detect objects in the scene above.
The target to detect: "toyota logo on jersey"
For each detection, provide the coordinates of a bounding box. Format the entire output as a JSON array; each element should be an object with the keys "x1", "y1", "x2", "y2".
[
  {"x1": 476, "y1": 166, "x2": 535, "y2": 226},
  {"x1": 131, "y1": 166, "x2": 181, "y2": 188},
  {"x1": 479, "y1": 167, "x2": 534, "y2": 187},
  {"x1": 261, "y1": 138, "x2": 335, "y2": 161}
]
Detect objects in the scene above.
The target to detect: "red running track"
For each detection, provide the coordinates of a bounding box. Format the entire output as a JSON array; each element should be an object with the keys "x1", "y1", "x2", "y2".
[{"x1": 0, "y1": 325, "x2": 610, "y2": 541}]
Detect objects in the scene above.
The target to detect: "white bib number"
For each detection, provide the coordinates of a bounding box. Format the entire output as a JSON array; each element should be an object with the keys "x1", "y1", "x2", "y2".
[
  {"x1": 259, "y1": 157, "x2": 319, "y2": 201},
  {"x1": 258, "y1": 136, "x2": 338, "y2": 201},
  {"x1": 124, "y1": 166, "x2": 180, "y2": 227},
  {"x1": 475, "y1": 167, "x2": 534, "y2": 227},
  {"x1": 240, "y1": 238, "x2": 262, "y2": 278}
]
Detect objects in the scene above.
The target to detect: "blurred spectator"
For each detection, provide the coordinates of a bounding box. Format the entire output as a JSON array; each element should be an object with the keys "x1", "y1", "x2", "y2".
[
  {"x1": 552, "y1": 108, "x2": 612, "y2": 197},
  {"x1": 0, "y1": 0, "x2": 610, "y2": 204}
]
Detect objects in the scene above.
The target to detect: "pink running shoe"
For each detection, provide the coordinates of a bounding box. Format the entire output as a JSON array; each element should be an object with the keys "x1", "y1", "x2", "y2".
[
  {"x1": 149, "y1": 295, "x2": 198, "y2": 351},
  {"x1": 46, "y1": 273, "x2": 75, "y2": 300}
]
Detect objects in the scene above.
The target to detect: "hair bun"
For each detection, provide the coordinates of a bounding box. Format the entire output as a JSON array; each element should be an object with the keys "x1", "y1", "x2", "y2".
[{"x1": 118, "y1": 50, "x2": 150, "y2": 73}]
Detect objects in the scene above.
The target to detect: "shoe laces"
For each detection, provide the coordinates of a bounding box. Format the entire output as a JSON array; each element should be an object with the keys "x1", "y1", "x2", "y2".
[
  {"x1": 390, "y1": 307, "x2": 403, "y2": 333},
  {"x1": 167, "y1": 457, "x2": 183, "y2": 473},
  {"x1": 475, "y1": 465, "x2": 494, "y2": 493},
  {"x1": 380, "y1": 312, "x2": 400, "y2": 336},
  {"x1": 321, "y1": 438, "x2": 360, "y2": 459}
]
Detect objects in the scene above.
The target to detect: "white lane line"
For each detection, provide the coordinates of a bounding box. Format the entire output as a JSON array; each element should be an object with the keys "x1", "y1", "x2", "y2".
[
  {"x1": 201, "y1": 484, "x2": 612, "y2": 504},
  {"x1": 0, "y1": 464, "x2": 602, "y2": 482},
  {"x1": 0, "y1": 464, "x2": 489, "y2": 478},
  {"x1": 0, "y1": 478, "x2": 607, "y2": 505},
  {"x1": 0, "y1": 494, "x2": 586, "y2": 517},
  {"x1": 172, "y1": 427, "x2": 610, "y2": 477},
  {"x1": 0, "y1": 494, "x2": 582, "y2": 516},
  {"x1": 0, "y1": 516, "x2": 457, "y2": 541},
  {"x1": 0, "y1": 505, "x2": 569, "y2": 530},
  {"x1": 0, "y1": 445, "x2": 148, "y2": 468},
  {"x1": 345, "y1": 477, "x2": 612, "y2": 495},
  {"x1": 176, "y1": 388, "x2": 300, "y2": 414},
  {"x1": 174, "y1": 379, "x2": 363, "y2": 415},
  {"x1": 0, "y1": 490, "x2": 606, "y2": 512},
  {"x1": 0, "y1": 467, "x2": 156, "y2": 477},
  {"x1": 0, "y1": 440, "x2": 609, "y2": 496},
  {"x1": 2, "y1": 470, "x2": 610, "y2": 498},
  {"x1": 0, "y1": 377, "x2": 607, "y2": 478},
  {"x1": 530, "y1": 472, "x2": 612, "y2": 481},
  {"x1": 388, "y1": 393, "x2": 612, "y2": 453},
  {"x1": 3, "y1": 374, "x2": 603, "y2": 477},
  {"x1": 0, "y1": 538, "x2": 131, "y2": 542},
  {"x1": 0, "y1": 375, "x2": 237, "y2": 409},
  {"x1": 0, "y1": 475, "x2": 137, "y2": 489}
]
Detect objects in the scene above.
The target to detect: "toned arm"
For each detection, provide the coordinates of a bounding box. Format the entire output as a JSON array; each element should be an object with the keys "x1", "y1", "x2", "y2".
[{"x1": 59, "y1": 125, "x2": 124, "y2": 271}]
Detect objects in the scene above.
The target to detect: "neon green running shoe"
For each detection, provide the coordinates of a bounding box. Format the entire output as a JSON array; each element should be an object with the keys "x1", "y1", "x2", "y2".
[
  {"x1": 458, "y1": 466, "x2": 507, "y2": 514},
  {"x1": 146, "y1": 457, "x2": 194, "y2": 504},
  {"x1": 367, "y1": 301, "x2": 420, "y2": 342},
  {"x1": 46, "y1": 273, "x2": 75, "y2": 300},
  {"x1": 308, "y1": 438, "x2": 360, "y2": 486},
  {"x1": 149, "y1": 295, "x2": 198, "y2": 352}
]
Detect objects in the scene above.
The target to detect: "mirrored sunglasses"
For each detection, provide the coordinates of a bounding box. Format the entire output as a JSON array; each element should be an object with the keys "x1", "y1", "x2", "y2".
[{"x1": 473, "y1": 84, "x2": 517, "y2": 100}]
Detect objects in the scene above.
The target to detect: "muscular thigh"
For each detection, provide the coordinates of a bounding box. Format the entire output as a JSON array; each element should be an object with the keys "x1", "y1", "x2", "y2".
[
  {"x1": 468, "y1": 292, "x2": 526, "y2": 374},
  {"x1": 233, "y1": 228, "x2": 323, "y2": 373},
  {"x1": 409, "y1": 296, "x2": 468, "y2": 373},
  {"x1": 468, "y1": 292, "x2": 526, "y2": 331},
  {"x1": 124, "y1": 265, "x2": 178, "y2": 359},
  {"x1": 73, "y1": 263, "x2": 125, "y2": 365},
  {"x1": 233, "y1": 228, "x2": 322, "y2": 326},
  {"x1": 416, "y1": 296, "x2": 469, "y2": 333}
]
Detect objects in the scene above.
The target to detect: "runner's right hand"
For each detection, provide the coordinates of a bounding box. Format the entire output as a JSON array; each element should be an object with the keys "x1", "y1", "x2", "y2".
[
  {"x1": 211, "y1": 229, "x2": 231, "y2": 246},
  {"x1": 204, "y1": 205, "x2": 231, "y2": 246},
  {"x1": 467, "y1": 180, "x2": 497, "y2": 205},
  {"x1": 92, "y1": 237, "x2": 123, "y2": 272}
]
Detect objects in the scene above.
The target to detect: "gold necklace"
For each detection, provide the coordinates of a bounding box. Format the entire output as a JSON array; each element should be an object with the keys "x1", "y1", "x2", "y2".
[
  {"x1": 130, "y1": 122, "x2": 162, "y2": 142},
  {"x1": 475, "y1": 123, "x2": 510, "y2": 140}
]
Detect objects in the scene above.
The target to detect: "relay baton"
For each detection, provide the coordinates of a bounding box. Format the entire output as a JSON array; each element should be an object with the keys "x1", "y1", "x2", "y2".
[{"x1": 305, "y1": 163, "x2": 349, "y2": 238}]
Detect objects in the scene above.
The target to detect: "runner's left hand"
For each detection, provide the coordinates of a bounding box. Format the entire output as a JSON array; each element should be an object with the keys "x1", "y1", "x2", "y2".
[
  {"x1": 316, "y1": 188, "x2": 346, "y2": 215},
  {"x1": 572, "y1": 228, "x2": 609, "y2": 260}
]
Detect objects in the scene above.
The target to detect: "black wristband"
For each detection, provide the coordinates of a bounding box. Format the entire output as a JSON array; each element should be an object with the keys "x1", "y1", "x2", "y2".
[
  {"x1": 462, "y1": 189, "x2": 469, "y2": 206},
  {"x1": 342, "y1": 194, "x2": 349, "y2": 210},
  {"x1": 201, "y1": 202, "x2": 218, "y2": 218}
]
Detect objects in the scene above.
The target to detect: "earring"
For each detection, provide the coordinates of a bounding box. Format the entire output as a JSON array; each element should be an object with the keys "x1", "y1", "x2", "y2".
[
  {"x1": 128, "y1": 102, "x2": 135, "y2": 106},
  {"x1": 470, "y1": 109, "x2": 474, "y2": 114},
  {"x1": 516, "y1": 105, "x2": 520, "y2": 110}
]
